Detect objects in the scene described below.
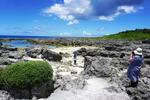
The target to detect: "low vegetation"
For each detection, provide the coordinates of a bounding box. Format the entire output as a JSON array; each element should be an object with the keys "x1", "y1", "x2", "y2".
[
  {"x1": 83, "y1": 29, "x2": 150, "y2": 41},
  {"x1": 0, "y1": 68, "x2": 4, "y2": 87},
  {"x1": 0, "y1": 61, "x2": 53, "y2": 89}
]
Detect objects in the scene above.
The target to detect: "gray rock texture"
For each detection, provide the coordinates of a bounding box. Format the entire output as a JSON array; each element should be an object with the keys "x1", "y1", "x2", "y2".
[
  {"x1": 42, "y1": 49, "x2": 62, "y2": 61},
  {"x1": 84, "y1": 56, "x2": 113, "y2": 77}
]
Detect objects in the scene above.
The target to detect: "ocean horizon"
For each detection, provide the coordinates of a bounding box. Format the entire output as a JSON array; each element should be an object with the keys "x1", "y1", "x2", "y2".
[
  {"x1": 0, "y1": 35, "x2": 61, "y2": 39},
  {"x1": 0, "y1": 35, "x2": 87, "y2": 39}
]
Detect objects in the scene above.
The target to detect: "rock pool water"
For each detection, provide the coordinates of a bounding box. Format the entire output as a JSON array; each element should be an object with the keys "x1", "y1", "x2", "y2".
[{"x1": 2, "y1": 40, "x2": 55, "y2": 48}]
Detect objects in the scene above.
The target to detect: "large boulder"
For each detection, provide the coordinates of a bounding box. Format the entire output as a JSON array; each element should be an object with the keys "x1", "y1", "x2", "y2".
[
  {"x1": 76, "y1": 48, "x2": 87, "y2": 56},
  {"x1": 111, "y1": 58, "x2": 130, "y2": 71},
  {"x1": 83, "y1": 56, "x2": 113, "y2": 77},
  {"x1": 76, "y1": 48, "x2": 105, "y2": 57},
  {"x1": 76, "y1": 48, "x2": 126, "y2": 58},
  {"x1": 26, "y1": 48, "x2": 42, "y2": 58},
  {"x1": 42, "y1": 49, "x2": 62, "y2": 61}
]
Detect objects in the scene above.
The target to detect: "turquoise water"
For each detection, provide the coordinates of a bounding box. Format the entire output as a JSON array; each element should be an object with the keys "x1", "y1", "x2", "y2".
[{"x1": 2, "y1": 40, "x2": 56, "y2": 48}]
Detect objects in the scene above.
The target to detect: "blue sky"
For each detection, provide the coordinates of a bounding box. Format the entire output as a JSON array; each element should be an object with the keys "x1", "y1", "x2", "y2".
[{"x1": 0, "y1": 0, "x2": 150, "y2": 37}]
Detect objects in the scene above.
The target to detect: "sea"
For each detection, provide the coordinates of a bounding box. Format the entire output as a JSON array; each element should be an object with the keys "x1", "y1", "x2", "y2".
[
  {"x1": 0, "y1": 35, "x2": 58, "y2": 39},
  {"x1": 0, "y1": 35, "x2": 60, "y2": 48}
]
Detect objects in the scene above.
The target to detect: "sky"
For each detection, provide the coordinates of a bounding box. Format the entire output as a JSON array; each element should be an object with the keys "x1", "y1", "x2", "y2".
[{"x1": 0, "y1": 0, "x2": 150, "y2": 37}]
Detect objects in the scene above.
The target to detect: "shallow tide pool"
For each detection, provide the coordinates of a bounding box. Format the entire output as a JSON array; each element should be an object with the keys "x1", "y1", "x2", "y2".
[{"x1": 2, "y1": 40, "x2": 56, "y2": 48}]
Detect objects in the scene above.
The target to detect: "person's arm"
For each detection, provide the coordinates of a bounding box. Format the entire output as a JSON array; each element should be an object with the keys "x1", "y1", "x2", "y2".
[{"x1": 129, "y1": 52, "x2": 134, "y2": 62}]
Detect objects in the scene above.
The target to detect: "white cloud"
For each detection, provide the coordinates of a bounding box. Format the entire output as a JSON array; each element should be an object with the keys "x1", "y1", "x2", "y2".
[
  {"x1": 118, "y1": 6, "x2": 137, "y2": 14},
  {"x1": 99, "y1": 6, "x2": 138, "y2": 21},
  {"x1": 43, "y1": 0, "x2": 144, "y2": 24},
  {"x1": 43, "y1": 0, "x2": 91, "y2": 25},
  {"x1": 99, "y1": 16, "x2": 114, "y2": 21},
  {"x1": 64, "y1": 0, "x2": 72, "y2": 4},
  {"x1": 67, "y1": 19, "x2": 79, "y2": 25},
  {"x1": 83, "y1": 30, "x2": 92, "y2": 36},
  {"x1": 99, "y1": 12, "x2": 121, "y2": 21},
  {"x1": 59, "y1": 32, "x2": 72, "y2": 36}
]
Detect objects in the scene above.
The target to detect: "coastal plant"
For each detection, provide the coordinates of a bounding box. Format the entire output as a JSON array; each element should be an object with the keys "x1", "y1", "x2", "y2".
[
  {"x1": 0, "y1": 68, "x2": 4, "y2": 88},
  {"x1": 1, "y1": 61, "x2": 53, "y2": 90}
]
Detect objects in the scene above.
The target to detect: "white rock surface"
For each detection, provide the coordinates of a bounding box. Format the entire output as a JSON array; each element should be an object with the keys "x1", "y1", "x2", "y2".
[
  {"x1": 40, "y1": 77, "x2": 130, "y2": 100},
  {"x1": 39, "y1": 47, "x2": 130, "y2": 100}
]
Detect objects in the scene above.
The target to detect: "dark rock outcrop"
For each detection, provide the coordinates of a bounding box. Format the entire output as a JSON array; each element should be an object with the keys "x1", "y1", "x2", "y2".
[
  {"x1": 144, "y1": 59, "x2": 150, "y2": 65},
  {"x1": 104, "y1": 46, "x2": 125, "y2": 51},
  {"x1": 41, "y1": 49, "x2": 62, "y2": 61},
  {"x1": 142, "y1": 39, "x2": 150, "y2": 44},
  {"x1": 6, "y1": 81, "x2": 54, "y2": 99},
  {"x1": 25, "y1": 48, "x2": 62, "y2": 61},
  {"x1": 3, "y1": 47, "x2": 18, "y2": 51},
  {"x1": 0, "y1": 42, "x2": 3, "y2": 47},
  {"x1": 77, "y1": 48, "x2": 127, "y2": 58},
  {"x1": 26, "y1": 48, "x2": 42, "y2": 58}
]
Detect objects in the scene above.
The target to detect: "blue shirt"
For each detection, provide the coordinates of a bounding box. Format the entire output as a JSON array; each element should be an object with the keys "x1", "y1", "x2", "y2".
[{"x1": 127, "y1": 55, "x2": 144, "y2": 81}]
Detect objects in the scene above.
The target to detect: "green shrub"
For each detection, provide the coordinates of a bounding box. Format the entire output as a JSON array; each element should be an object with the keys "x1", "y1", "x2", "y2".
[
  {"x1": 0, "y1": 68, "x2": 4, "y2": 87},
  {"x1": 1, "y1": 61, "x2": 53, "y2": 89}
]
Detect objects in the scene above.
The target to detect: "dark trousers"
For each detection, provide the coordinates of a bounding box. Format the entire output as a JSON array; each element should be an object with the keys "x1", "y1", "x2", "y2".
[
  {"x1": 130, "y1": 81, "x2": 138, "y2": 87},
  {"x1": 74, "y1": 59, "x2": 77, "y2": 65}
]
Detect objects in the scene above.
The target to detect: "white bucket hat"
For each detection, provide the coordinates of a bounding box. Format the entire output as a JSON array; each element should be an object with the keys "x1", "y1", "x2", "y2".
[{"x1": 134, "y1": 48, "x2": 143, "y2": 55}]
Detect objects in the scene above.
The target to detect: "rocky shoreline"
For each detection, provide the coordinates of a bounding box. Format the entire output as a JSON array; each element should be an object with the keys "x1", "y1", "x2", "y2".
[
  {"x1": 0, "y1": 40, "x2": 150, "y2": 100},
  {"x1": 26, "y1": 38, "x2": 150, "y2": 47}
]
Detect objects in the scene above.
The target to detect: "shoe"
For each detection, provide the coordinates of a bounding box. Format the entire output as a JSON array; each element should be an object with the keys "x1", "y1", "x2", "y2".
[
  {"x1": 125, "y1": 81, "x2": 138, "y2": 88},
  {"x1": 130, "y1": 81, "x2": 138, "y2": 87}
]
